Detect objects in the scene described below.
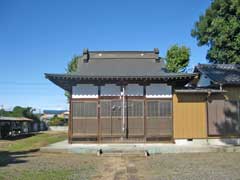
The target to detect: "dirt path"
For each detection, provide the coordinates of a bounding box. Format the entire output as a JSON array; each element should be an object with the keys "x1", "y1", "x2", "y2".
[{"x1": 95, "y1": 156, "x2": 141, "y2": 180}]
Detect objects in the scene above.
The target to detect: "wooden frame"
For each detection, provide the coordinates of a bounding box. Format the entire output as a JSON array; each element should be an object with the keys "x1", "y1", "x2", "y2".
[
  {"x1": 68, "y1": 82, "x2": 175, "y2": 143},
  {"x1": 69, "y1": 95, "x2": 174, "y2": 143}
]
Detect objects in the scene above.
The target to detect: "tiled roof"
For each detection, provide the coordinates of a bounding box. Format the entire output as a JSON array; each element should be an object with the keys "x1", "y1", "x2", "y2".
[
  {"x1": 45, "y1": 49, "x2": 197, "y2": 91},
  {"x1": 43, "y1": 110, "x2": 67, "y2": 115},
  {"x1": 75, "y1": 49, "x2": 167, "y2": 77},
  {"x1": 45, "y1": 73, "x2": 197, "y2": 91},
  {"x1": 195, "y1": 64, "x2": 240, "y2": 85}
]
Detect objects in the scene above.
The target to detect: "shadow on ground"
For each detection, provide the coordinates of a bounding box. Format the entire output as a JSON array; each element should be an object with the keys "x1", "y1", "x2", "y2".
[
  {"x1": 0, "y1": 149, "x2": 39, "y2": 167},
  {"x1": 0, "y1": 133, "x2": 41, "y2": 141}
]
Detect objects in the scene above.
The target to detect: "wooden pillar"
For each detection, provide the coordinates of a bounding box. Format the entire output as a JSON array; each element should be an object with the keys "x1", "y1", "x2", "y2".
[{"x1": 68, "y1": 90, "x2": 73, "y2": 144}]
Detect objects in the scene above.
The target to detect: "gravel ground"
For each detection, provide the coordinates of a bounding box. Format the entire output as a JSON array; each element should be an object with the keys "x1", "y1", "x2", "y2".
[
  {"x1": 1, "y1": 152, "x2": 240, "y2": 180},
  {"x1": 132, "y1": 152, "x2": 240, "y2": 180}
]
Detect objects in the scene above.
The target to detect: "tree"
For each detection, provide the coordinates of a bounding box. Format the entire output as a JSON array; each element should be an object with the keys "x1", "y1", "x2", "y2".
[
  {"x1": 166, "y1": 45, "x2": 190, "y2": 73},
  {"x1": 66, "y1": 55, "x2": 79, "y2": 74},
  {"x1": 0, "y1": 106, "x2": 40, "y2": 122},
  {"x1": 191, "y1": 0, "x2": 240, "y2": 64},
  {"x1": 65, "y1": 55, "x2": 81, "y2": 100}
]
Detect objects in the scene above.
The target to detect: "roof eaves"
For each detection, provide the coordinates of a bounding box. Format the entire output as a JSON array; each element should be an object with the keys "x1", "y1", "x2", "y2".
[
  {"x1": 175, "y1": 89, "x2": 226, "y2": 93},
  {"x1": 45, "y1": 73, "x2": 197, "y2": 80},
  {"x1": 195, "y1": 64, "x2": 221, "y2": 85}
]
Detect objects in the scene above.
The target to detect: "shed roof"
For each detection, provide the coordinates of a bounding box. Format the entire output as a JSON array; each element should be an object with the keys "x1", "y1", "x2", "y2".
[
  {"x1": 0, "y1": 117, "x2": 33, "y2": 122},
  {"x1": 195, "y1": 64, "x2": 240, "y2": 85}
]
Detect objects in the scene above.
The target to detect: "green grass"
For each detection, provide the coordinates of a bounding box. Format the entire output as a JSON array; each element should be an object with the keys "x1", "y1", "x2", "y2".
[
  {"x1": 1, "y1": 132, "x2": 67, "y2": 152},
  {"x1": 0, "y1": 132, "x2": 101, "y2": 180},
  {"x1": 0, "y1": 162, "x2": 98, "y2": 180},
  {"x1": 10, "y1": 169, "x2": 74, "y2": 180}
]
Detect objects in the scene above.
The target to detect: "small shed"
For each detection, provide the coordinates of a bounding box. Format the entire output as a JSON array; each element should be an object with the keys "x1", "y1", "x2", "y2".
[{"x1": 0, "y1": 116, "x2": 33, "y2": 138}]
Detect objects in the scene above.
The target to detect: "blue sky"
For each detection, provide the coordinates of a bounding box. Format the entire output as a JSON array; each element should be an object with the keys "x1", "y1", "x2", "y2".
[{"x1": 0, "y1": 0, "x2": 211, "y2": 111}]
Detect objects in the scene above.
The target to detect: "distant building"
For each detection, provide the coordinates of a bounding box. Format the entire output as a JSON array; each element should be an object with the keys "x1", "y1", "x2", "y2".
[{"x1": 41, "y1": 110, "x2": 68, "y2": 120}]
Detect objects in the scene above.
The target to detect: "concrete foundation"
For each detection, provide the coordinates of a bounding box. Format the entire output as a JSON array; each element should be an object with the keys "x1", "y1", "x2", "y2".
[
  {"x1": 207, "y1": 138, "x2": 240, "y2": 146},
  {"x1": 175, "y1": 139, "x2": 208, "y2": 145},
  {"x1": 175, "y1": 138, "x2": 240, "y2": 146},
  {"x1": 40, "y1": 140, "x2": 240, "y2": 155}
]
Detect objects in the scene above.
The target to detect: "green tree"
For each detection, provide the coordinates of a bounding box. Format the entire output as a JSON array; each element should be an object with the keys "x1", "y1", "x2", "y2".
[
  {"x1": 191, "y1": 0, "x2": 240, "y2": 64},
  {"x1": 65, "y1": 55, "x2": 81, "y2": 100},
  {"x1": 166, "y1": 45, "x2": 190, "y2": 73},
  {"x1": 0, "y1": 106, "x2": 40, "y2": 122},
  {"x1": 66, "y1": 55, "x2": 79, "y2": 74}
]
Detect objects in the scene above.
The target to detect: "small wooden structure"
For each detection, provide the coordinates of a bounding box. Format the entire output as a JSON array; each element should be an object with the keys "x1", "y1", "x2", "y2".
[
  {"x1": 194, "y1": 64, "x2": 240, "y2": 138},
  {"x1": 0, "y1": 116, "x2": 33, "y2": 138},
  {"x1": 46, "y1": 49, "x2": 196, "y2": 143},
  {"x1": 46, "y1": 49, "x2": 240, "y2": 143}
]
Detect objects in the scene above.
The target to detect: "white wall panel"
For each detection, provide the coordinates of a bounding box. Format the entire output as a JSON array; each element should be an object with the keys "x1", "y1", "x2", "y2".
[
  {"x1": 101, "y1": 84, "x2": 121, "y2": 96},
  {"x1": 72, "y1": 84, "x2": 98, "y2": 98},
  {"x1": 146, "y1": 84, "x2": 172, "y2": 98},
  {"x1": 126, "y1": 84, "x2": 143, "y2": 96}
]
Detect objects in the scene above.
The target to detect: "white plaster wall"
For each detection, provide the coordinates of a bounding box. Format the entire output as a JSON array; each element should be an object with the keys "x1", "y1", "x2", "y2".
[
  {"x1": 101, "y1": 84, "x2": 121, "y2": 96},
  {"x1": 197, "y1": 75, "x2": 211, "y2": 87},
  {"x1": 72, "y1": 83, "x2": 172, "y2": 98},
  {"x1": 72, "y1": 84, "x2": 98, "y2": 98},
  {"x1": 146, "y1": 84, "x2": 172, "y2": 98},
  {"x1": 126, "y1": 84, "x2": 143, "y2": 96},
  {"x1": 48, "y1": 126, "x2": 68, "y2": 132}
]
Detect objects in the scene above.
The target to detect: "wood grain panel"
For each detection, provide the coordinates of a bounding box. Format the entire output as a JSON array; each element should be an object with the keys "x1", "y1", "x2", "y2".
[
  {"x1": 224, "y1": 87, "x2": 240, "y2": 101},
  {"x1": 173, "y1": 93, "x2": 207, "y2": 139}
]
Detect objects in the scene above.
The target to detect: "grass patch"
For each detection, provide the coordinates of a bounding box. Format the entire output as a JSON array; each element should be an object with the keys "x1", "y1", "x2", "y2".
[
  {"x1": 0, "y1": 132, "x2": 102, "y2": 180},
  {"x1": 14, "y1": 169, "x2": 74, "y2": 180},
  {"x1": 0, "y1": 162, "x2": 98, "y2": 180},
  {"x1": 0, "y1": 132, "x2": 67, "y2": 152}
]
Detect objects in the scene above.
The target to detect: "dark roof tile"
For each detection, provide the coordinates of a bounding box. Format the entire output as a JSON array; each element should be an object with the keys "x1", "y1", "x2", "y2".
[
  {"x1": 195, "y1": 64, "x2": 240, "y2": 85},
  {"x1": 76, "y1": 50, "x2": 166, "y2": 77}
]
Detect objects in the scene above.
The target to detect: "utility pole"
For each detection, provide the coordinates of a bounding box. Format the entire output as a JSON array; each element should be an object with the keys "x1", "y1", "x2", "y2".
[{"x1": 121, "y1": 86, "x2": 126, "y2": 140}]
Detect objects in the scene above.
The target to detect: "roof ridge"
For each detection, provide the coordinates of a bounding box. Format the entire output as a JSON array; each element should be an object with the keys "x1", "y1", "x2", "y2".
[
  {"x1": 198, "y1": 63, "x2": 240, "y2": 70},
  {"x1": 89, "y1": 51, "x2": 155, "y2": 53}
]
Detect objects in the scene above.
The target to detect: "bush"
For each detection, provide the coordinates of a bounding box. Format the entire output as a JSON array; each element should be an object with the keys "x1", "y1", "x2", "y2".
[{"x1": 48, "y1": 116, "x2": 65, "y2": 126}]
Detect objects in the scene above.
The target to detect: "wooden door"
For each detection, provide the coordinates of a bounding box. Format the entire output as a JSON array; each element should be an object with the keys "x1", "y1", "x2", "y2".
[
  {"x1": 127, "y1": 100, "x2": 144, "y2": 137},
  {"x1": 208, "y1": 100, "x2": 240, "y2": 136},
  {"x1": 72, "y1": 101, "x2": 98, "y2": 137},
  {"x1": 100, "y1": 100, "x2": 122, "y2": 137},
  {"x1": 208, "y1": 99, "x2": 225, "y2": 136},
  {"x1": 146, "y1": 99, "x2": 172, "y2": 137}
]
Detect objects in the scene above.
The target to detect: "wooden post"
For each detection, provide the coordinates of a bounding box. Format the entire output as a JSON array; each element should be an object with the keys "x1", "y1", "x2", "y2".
[{"x1": 68, "y1": 90, "x2": 73, "y2": 144}]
